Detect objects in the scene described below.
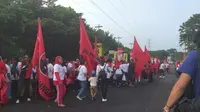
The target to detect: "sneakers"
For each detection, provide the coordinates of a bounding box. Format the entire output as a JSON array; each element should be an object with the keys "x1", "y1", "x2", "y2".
[
  {"x1": 76, "y1": 96, "x2": 83, "y2": 100},
  {"x1": 16, "y1": 99, "x2": 20, "y2": 104},
  {"x1": 58, "y1": 104, "x2": 65, "y2": 107},
  {"x1": 27, "y1": 98, "x2": 31, "y2": 102},
  {"x1": 92, "y1": 97, "x2": 96, "y2": 101},
  {"x1": 16, "y1": 98, "x2": 31, "y2": 104},
  {"x1": 102, "y1": 99, "x2": 107, "y2": 102}
]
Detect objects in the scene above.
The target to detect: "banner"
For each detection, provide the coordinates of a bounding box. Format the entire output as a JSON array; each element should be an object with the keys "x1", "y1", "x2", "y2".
[
  {"x1": 79, "y1": 17, "x2": 97, "y2": 77},
  {"x1": 117, "y1": 48, "x2": 123, "y2": 61},
  {"x1": 31, "y1": 18, "x2": 53, "y2": 100}
]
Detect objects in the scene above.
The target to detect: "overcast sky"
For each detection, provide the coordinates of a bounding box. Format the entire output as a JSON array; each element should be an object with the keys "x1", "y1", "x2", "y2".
[{"x1": 57, "y1": 0, "x2": 200, "y2": 51}]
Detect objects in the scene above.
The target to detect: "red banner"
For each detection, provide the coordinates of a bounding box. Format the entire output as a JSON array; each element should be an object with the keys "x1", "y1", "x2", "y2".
[
  {"x1": 31, "y1": 18, "x2": 53, "y2": 100},
  {"x1": 79, "y1": 17, "x2": 97, "y2": 77}
]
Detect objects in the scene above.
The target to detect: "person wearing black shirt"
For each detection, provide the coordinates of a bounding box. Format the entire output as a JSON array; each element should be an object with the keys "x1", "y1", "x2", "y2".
[{"x1": 128, "y1": 59, "x2": 135, "y2": 87}]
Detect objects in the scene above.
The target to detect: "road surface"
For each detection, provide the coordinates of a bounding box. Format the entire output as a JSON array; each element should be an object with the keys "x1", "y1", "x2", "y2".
[{"x1": 1, "y1": 73, "x2": 176, "y2": 112}]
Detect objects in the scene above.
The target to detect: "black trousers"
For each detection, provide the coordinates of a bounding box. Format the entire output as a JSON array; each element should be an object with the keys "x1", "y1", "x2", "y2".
[
  {"x1": 100, "y1": 79, "x2": 109, "y2": 99},
  {"x1": 148, "y1": 72, "x2": 153, "y2": 83},
  {"x1": 11, "y1": 80, "x2": 18, "y2": 100},
  {"x1": 17, "y1": 79, "x2": 31, "y2": 99}
]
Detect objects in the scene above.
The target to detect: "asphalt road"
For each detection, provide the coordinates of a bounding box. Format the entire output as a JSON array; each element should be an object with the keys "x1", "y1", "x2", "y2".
[{"x1": 1, "y1": 73, "x2": 177, "y2": 112}]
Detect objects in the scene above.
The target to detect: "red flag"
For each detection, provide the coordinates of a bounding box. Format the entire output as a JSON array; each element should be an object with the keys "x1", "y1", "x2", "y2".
[
  {"x1": 144, "y1": 46, "x2": 151, "y2": 62},
  {"x1": 79, "y1": 17, "x2": 97, "y2": 77},
  {"x1": 30, "y1": 18, "x2": 53, "y2": 100},
  {"x1": 93, "y1": 36, "x2": 98, "y2": 58},
  {"x1": 0, "y1": 61, "x2": 8, "y2": 104},
  {"x1": 131, "y1": 36, "x2": 145, "y2": 78}
]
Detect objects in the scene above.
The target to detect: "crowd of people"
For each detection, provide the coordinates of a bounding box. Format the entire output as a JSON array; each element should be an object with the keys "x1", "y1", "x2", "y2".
[{"x1": 0, "y1": 55, "x2": 170, "y2": 108}]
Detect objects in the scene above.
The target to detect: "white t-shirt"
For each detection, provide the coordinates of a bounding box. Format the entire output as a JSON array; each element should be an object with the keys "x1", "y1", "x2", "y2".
[
  {"x1": 96, "y1": 64, "x2": 105, "y2": 78},
  {"x1": 63, "y1": 66, "x2": 67, "y2": 74},
  {"x1": 47, "y1": 63, "x2": 54, "y2": 79},
  {"x1": 88, "y1": 77, "x2": 97, "y2": 86},
  {"x1": 115, "y1": 68, "x2": 123, "y2": 75},
  {"x1": 53, "y1": 64, "x2": 65, "y2": 81},
  {"x1": 120, "y1": 63, "x2": 129, "y2": 73},
  {"x1": 165, "y1": 63, "x2": 169, "y2": 68},
  {"x1": 105, "y1": 64, "x2": 113, "y2": 79},
  {"x1": 77, "y1": 65, "x2": 87, "y2": 81},
  {"x1": 67, "y1": 62, "x2": 73, "y2": 70},
  {"x1": 5, "y1": 64, "x2": 11, "y2": 82},
  {"x1": 17, "y1": 62, "x2": 22, "y2": 72},
  {"x1": 159, "y1": 63, "x2": 166, "y2": 70}
]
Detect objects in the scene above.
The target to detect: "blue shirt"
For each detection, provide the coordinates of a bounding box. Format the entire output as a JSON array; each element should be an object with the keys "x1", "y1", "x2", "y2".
[{"x1": 177, "y1": 50, "x2": 200, "y2": 97}]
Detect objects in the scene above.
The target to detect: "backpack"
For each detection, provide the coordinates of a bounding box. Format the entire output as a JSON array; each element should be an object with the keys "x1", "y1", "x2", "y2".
[
  {"x1": 172, "y1": 48, "x2": 200, "y2": 112},
  {"x1": 98, "y1": 65, "x2": 107, "y2": 80}
]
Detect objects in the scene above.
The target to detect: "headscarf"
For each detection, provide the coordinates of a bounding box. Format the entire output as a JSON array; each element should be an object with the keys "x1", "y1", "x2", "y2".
[{"x1": 55, "y1": 56, "x2": 62, "y2": 64}]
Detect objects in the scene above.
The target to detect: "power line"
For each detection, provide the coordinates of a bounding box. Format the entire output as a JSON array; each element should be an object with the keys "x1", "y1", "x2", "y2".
[
  {"x1": 71, "y1": 0, "x2": 99, "y2": 21},
  {"x1": 120, "y1": 0, "x2": 155, "y2": 45},
  {"x1": 107, "y1": 0, "x2": 134, "y2": 30},
  {"x1": 89, "y1": 0, "x2": 133, "y2": 37}
]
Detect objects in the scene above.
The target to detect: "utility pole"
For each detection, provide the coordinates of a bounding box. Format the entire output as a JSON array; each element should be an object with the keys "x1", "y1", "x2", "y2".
[
  {"x1": 115, "y1": 37, "x2": 122, "y2": 43},
  {"x1": 148, "y1": 39, "x2": 151, "y2": 51},
  {"x1": 95, "y1": 24, "x2": 103, "y2": 30},
  {"x1": 129, "y1": 43, "x2": 133, "y2": 49}
]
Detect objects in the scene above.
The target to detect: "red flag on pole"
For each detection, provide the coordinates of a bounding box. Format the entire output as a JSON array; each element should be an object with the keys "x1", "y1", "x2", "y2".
[
  {"x1": 79, "y1": 17, "x2": 97, "y2": 77},
  {"x1": 30, "y1": 18, "x2": 53, "y2": 100},
  {"x1": 131, "y1": 36, "x2": 144, "y2": 78}
]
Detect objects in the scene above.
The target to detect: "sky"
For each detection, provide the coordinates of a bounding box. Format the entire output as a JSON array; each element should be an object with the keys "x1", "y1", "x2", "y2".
[{"x1": 56, "y1": 0, "x2": 200, "y2": 51}]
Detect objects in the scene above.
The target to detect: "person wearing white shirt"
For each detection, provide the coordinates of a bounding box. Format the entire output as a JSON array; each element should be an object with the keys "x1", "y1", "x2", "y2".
[
  {"x1": 96, "y1": 58, "x2": 112, "y2": 102},
  {"x1": 76, "y1": 59, "x2": 88, "y2": 101},
  {"x1": 47, "y1": 59, "x2": 54, "y2": 91},
  {"x1": 53, "y1": 56, "x2": 66, "y2": 107},
  {"x1": 67, "y1": 62, "x2": 73, "y2": 71},
  {"x1": 17, "y1": 57, "x2": 22, "y2": 73},
  {"x1": 159, "y1": 62, "x2": 166, "y2": 78},
  {"x1": 88, "y1": 71, "x2": 97, "y2": 100}
]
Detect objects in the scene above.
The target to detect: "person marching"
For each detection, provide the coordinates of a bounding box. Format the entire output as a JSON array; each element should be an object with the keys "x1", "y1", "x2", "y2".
[
  {"x1": 53, "y1": 56, "x2": 66, "y2": 107},
  {"x1": 88, "y1": 71, "x2": 97, "y2": 100}
]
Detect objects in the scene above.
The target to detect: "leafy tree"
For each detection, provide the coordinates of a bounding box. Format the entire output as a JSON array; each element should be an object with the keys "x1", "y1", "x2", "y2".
[
  {"x1": 167, "y1": 48, "x2": 177, "y2": 61},
  {"x1": 0, "y1": 0, "x2": 122, "y2": 60},
  {"x1": 179, "y1": 14, "x2": 200, "y2": 51},
  {"x1": 150, "y1": 50, "x2": 169, "y2": 60}
]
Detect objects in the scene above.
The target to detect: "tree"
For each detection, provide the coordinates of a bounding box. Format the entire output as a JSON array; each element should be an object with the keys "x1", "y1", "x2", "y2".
[
  {"x1": 150, "y1": 50, "x2": 169, "y2": 60},
  {"x1": 0, "y1": 0, "x2": 122, "y2": 60},
  {"x1": 167, "y1": 48, "x2": 177, "y2": 61},
  {"x1": 179, "y1": 14, "x2": 200, "y2": 51}
]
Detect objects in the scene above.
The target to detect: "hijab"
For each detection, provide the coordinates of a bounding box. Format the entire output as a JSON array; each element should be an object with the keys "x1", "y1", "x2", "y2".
[{"x1": 55, "y1": 56, "x2": 62, "y2": 64}]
